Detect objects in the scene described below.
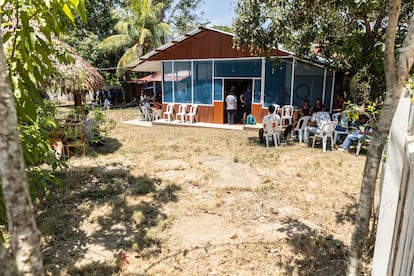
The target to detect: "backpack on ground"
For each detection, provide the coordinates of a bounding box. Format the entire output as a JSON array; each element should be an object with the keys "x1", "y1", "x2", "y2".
[{"x1": 246, "y1": 114, "x2": 256, "y2": 125}]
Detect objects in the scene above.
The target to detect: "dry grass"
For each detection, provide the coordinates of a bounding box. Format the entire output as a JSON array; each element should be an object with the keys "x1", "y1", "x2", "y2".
[{"x1": 37, "y1": 108, "x2": 367, "y2": 275}]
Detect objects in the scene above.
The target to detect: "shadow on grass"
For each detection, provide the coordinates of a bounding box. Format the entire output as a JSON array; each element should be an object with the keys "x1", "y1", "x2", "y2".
[
  {"x1": 336, "y1": 193, "x2": 358, "y2": 224},
  {"x1": 277, "y1": 217, "x2": 348, "y2": 275},
  {"x1": 37, "y1": 164, "x2": 180, "y2": 275},
  {"x1": 141, "y1": 216, "x2": 348, "y2": 275},
  {"x1": 90, "y1": 137, "x2": 122, "y2": 155}
]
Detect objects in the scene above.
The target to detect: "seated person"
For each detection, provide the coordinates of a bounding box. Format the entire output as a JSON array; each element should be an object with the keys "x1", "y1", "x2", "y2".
[
  {"x1": 153, "y1": 97, "x2": 162, "y2": 119},
  {"x1": 334, "y1": 111, "x2": 349, "y2": 130},
  {"x1": 259, "y1": 105, "x2": 280, "y2": 143},
  {"x1": 300, "y1": 99, "x2": 311, "y2": 117},
  {"x1": 143, "y1": 98, "x2": 151, "y2": 110},
  {"x1": 332, "y1": 93, "x2": 345, "y2": 113},
  {"x1": 312, "y1": 98, "x2": 325, "y2": 113},
  {"x1": 303, "y1": 107, "x2": 331, "y2": 144},
  {"x1": 338, "y1": 114, "x2": 372, "y2": 152}
]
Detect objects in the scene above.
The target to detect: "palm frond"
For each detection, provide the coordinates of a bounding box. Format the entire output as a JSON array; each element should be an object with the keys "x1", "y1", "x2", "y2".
[
  {"x1": 100, "y1": 34, "x2": 133, "y2": 52},
  {"x1": 116, "y1": 44, "x2": 142, "y2": 75}
]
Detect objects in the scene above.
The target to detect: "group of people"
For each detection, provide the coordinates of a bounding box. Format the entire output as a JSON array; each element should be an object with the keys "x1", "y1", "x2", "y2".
[
  {"x1": 225, "y1": 85, "x2": 253, "y2": 125},
  {"x1": 259, "y1": 93, "x2": 372, "y2": 153}
]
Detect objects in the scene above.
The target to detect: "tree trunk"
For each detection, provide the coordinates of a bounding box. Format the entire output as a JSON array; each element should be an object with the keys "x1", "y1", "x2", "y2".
[
  {"x1": 0, "y1": 242, "x2": 20, "y2": 276},
  {"x1": 0, "y1": 31, "x2": 43, "y2": 275},
  {"x1": 347, "y1": 0, "x2": 414, "y2": 273}
]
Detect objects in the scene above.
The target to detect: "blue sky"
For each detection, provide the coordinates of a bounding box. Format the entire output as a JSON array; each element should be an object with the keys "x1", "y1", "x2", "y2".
[{"x1": 198, "y1": 0, "x2": 236, "y2": 27}]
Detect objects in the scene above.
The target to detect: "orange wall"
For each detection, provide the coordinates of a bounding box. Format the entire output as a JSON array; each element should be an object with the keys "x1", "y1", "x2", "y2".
[{"x1": 213, "y1": 102, "x2": 224, "y2": 123}]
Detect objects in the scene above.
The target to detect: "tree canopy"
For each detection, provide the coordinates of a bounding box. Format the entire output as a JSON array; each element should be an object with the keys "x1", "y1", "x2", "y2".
[{"x1": 232, "y1": 0, "x2": 412, "y2": 101}]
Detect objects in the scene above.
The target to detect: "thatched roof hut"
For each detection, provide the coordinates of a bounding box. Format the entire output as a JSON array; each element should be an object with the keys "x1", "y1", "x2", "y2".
[{"x1": 56, "y1": 42, "x2": 105, "y2": 105}]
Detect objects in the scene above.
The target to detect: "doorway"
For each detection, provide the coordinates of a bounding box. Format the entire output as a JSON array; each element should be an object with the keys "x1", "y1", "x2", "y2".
[{"x1": 223, "y1": 79, "x2": 253, "y2": 124}]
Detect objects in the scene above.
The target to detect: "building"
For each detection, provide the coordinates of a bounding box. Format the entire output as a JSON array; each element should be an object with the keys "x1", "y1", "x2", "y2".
[{"x1": 129, "y1": 26, "x2": 343, "y2": 123}]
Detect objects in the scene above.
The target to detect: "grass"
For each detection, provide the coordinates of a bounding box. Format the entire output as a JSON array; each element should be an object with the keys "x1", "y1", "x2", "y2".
[{"x1": 37, "y1": 108, "x2": 369, "y2": 275}]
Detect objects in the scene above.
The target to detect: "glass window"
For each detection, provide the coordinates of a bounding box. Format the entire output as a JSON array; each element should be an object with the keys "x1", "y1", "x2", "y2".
[
  {"x1": 214, "y1": 79, "x2": 223, "y2": 101},
  {"x1": 215, "y1": 59, "x2": 262, "y2": 78},
  {"x1": 163, "y1": 62, "x2": 173, "y2": 102},
  {"x1": 293, "y1": 60, "x2": 324, "y2": 108},
  {"x1": 173, "y1": 61, "x2": 192, "y2": 103},
  {"x1": 253, "y1": 79, "x2": 261, "y2": 103},
  {"x1": 264, "y1": 59, "x2": 292, "y2": 107},
  {"x1": 193, "y1": 61, "x2": 212, "y2": 104}
]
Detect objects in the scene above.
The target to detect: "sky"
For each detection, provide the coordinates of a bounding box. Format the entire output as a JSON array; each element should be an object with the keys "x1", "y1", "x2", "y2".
[{"x1": 197, "y1": 0, "x2": 237, "y2": 27}]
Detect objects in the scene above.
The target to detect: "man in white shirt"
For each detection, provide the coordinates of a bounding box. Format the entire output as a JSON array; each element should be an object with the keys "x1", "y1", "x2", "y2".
[
  {"x1": 225, "y1": 87, "x2": 238, "y2": 124},
  {"x1": 259, "y1": 105, "x2": 280, "y2": 143},
  {"x1": 303, "y1": 108, "x2": 332, "y2": 144}
]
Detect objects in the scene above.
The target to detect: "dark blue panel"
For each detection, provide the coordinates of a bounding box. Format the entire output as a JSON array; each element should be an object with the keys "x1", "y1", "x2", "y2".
[
  {"x1": 214, "y1": 79, "x2": 223, "y2": 101},
  {"x1": 264, "y1": 59, "x2": 292, "y2": 107},
  {"x1": 215, "y1": 59, "x2": 262, "y2": 78}
]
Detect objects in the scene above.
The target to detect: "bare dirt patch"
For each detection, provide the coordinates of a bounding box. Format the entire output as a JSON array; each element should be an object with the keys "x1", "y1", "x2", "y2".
[{"x1": 37, "y1": 108, "x2": 365, "y2": 275}]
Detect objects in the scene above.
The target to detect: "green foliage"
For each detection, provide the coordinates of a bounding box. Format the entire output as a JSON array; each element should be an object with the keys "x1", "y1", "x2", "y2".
[
  {"x1": 232, "y1": 0, "x2": 411, "y2": 101},
  {"x1": 163, "y1": 0, "x2": 208, "y2": 34},
  {"x1": 100, "y1": 0, "x2": 171, "y2": 76},
  {"x1": 344, "y1": 100, "x2": 381, "y2": 124},
  {"x1": 0, "y1": 0, "x2": 86, "y2": 238}
]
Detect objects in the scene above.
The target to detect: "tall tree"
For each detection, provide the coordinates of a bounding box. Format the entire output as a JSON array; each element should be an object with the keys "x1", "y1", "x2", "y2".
[
  {"x1": 348, "y1": 0, "x2": 414, "y2": 274},
  {"x1": 100, "y1": 0, "x2": 170, "y2": 75},
  {"x1": 161, "y1": 0, "x2": 208, "y2": 34},
  {"x1": 64, "y1": 0, "x2": 125, "y2": 72},
  {"x1": 232, "y1": 0, "x2": 414, "y2": 274},
  {"x1": 0, "y1": 0, "x2": 88, "y2": 274},
  {"x1": 232, "y1": 0, "x2": 411, "y2": 102}
]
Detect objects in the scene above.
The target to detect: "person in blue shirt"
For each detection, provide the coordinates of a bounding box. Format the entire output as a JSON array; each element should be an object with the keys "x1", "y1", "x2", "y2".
[{"x1": 338, "y1": 114, "x2": 372, "y2": 152}]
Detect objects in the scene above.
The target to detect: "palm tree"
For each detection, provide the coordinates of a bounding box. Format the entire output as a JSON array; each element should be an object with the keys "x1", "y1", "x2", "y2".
[{"x1": 100, "y1": 0, "x2": 170, "y2": 75}]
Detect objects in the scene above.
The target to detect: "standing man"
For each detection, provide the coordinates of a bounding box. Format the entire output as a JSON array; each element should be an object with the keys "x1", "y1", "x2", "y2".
[
  {"x1": 225, "y1": 86, "x2": 238, "y2": 124},
  {"x1": 240, "y1": 84, "x2": 252, "y2": 123}
]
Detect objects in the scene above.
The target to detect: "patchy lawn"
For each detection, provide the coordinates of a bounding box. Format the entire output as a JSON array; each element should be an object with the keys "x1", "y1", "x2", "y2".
[{"x1": 37, "y1": 108, "x2": 366, "y2": 275}]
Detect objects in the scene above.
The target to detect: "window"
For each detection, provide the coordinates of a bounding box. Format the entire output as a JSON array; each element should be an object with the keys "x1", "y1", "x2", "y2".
[
  {"x1": 264, "y1": 59, "x2": 292, "y2": 107},
  {"x1": 162, "y1": 61, "x2": 213, "y2": 105},
  {"x1": 173, "y1": 61, "x2": 192, "y2": 103},
  {"x1": 193, "y1": 61, "x2": 212, "y2": 104},
  {"x1": 253, "y1": 79, "x2": 261, "y2": 103},
  {"x1": 163, "y1": 62, "x2": 173, "y2": 102},
  {"x1": 214, "y1": 79, "x2": 223, "y2": 101},
  {"x1": 215, "y1": 59, "x2": 262, "y2": 78},
  {"x1": 293, "y1": 60, "x2": 324, "y2": 107}
]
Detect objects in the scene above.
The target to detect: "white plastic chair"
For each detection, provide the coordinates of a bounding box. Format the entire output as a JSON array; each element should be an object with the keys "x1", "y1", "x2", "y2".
[
  {"x1": 176, "y1": 104, "x2": 187, "y2": 123},
  {"x1": 272, "y1": 104, "x2": 280, "y2": 115},
  {"x1": 140, "y1": 105, "x2": 152, "y2": 121},
  {"x1": 312, "y1": 121, "x2": 337, "y2": 152},
  {"x1": 281, "y1": 105, "x2": 294, "y2": 127},
  {"x1": 263, "y1": 119, "x2": 280, "y2": 147},
  {"x1": 331, "y1": 112, "x2": 340, "y2": 121},
  {"x1": 152, "y1": 109, "x2": 162, "y2": 121},
  {"x1": 333, "y1": 112, "x2": 349, "y2": 145},
  {"x1": 163, "y1": 103, "x2": 174, "y2": 121},
  {"x1": 185, "y1": 104, "x2": 198, "y2": 124},
  {"x1": 356, "y1": 136, "x2": 370, "y2": 155},
  {"x1": 293, "y1": 116, "x2": 311, "y2": 143}
]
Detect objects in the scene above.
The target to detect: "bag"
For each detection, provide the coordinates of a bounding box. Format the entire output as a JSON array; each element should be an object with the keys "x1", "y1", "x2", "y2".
[{"x1": 246, "y1": 114, "x2": 256, "y2": 125}]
